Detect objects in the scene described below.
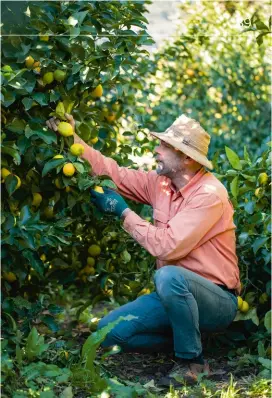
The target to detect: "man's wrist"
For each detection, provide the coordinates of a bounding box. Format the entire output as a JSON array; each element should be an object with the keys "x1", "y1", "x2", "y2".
[{"x1": 120, "y1": 208, "x2": 132, "y2": 220}]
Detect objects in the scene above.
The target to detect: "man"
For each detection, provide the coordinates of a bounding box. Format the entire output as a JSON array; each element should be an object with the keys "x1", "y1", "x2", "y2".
[{"x1": 46, "y1": 114, "x2": 240, "y2": 386}]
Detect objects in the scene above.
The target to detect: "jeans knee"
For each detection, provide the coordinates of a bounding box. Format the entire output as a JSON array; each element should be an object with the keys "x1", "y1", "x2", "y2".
[
  {"x1": 97, "y1": 316, "x2": 128, "y2": 349},
  {"x1": 155, "y1": 266, "x2": 188, "y2": 300}
]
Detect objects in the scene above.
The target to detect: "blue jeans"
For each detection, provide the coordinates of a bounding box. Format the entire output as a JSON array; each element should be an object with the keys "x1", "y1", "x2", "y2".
[{"x1": 98, "y1": 266, "x2": 238, "y2": 359}]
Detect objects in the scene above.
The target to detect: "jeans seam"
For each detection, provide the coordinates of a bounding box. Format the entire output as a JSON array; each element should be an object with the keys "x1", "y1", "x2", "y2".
[{"x1": 184, "y1": 277, "x2": 235, "y2": 301}]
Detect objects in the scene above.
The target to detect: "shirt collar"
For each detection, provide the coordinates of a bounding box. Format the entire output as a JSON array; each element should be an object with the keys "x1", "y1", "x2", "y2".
[{"x1": 168, "y1": 167, "x2": 206, "y2": 198}]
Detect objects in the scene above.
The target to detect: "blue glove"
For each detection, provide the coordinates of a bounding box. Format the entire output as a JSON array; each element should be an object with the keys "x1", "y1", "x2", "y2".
[{"x1": 90, "y1": 187, "x2": 129, "y2": 217}]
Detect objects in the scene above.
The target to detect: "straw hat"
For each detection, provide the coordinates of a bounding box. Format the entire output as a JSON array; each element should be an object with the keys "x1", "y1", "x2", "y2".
[{"x1": 150, "y1": 114, "x2": 213, "y2": 170}]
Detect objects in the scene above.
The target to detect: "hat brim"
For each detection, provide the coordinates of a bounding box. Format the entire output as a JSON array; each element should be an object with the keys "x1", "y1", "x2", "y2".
[{"x1": 150, "y1": 131, "x2": 213, "y2": 170}]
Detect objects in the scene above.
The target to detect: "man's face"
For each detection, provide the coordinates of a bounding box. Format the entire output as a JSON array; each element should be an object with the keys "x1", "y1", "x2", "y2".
[{"x1": 154, "y1": 140, "x2": 186, "y2": 177}]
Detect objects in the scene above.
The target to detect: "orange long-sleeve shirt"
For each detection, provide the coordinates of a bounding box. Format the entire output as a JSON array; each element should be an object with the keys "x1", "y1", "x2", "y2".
[{"x1": 83, "y1": 146, "x2": 241, "y2": 293}]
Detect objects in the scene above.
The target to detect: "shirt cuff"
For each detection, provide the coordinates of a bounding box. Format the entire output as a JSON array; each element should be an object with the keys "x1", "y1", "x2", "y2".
[{"x1": 123, "y1": 211, "x2": 146, "y2": 241}]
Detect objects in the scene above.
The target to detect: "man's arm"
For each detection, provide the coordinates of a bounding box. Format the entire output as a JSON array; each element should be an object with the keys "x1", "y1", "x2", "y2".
[
  {"x1": 46, "y1": 114, "x2": 157, "y2": 206},
  {"x1": 122, "y1": 192, "x2": 224, "y2": 261}
]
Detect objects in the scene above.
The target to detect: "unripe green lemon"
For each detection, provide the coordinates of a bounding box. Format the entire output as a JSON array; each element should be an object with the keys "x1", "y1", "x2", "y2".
[
  {"x1": 54, "y1": 70, "x2": 66, "y2": 82},
  {"x1": 240, "y1": 301, "x2": 249, "y2": 313},
  {"x1": 25, "y1": 56, "x2": 35, "y2": 68},
  {"x1": 43, "y1": 72, "x2": 54, "y2": 85},
  {"x1": 39, "y1": 35, "x2": 49, "y2": 41},
  {"x1": 57, "y1": 122, "x2": 74, "y2": 137},
  {"x1": 88, "y1": 244, "x2": 101, "y2": 257},
  {"x1": 87, "y1": 257, "x2": 95, "y2": 267},
  {"x1": 32, "y1": 192, "x2": 42, "y2": 207},
  {"x1": 70, "y1": 143, "x2": 85, "y2": 156}
]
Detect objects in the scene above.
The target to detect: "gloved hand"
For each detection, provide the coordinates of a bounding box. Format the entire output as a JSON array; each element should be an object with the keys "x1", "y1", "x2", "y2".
[{"x1": 90, "y1": 187, "x2": 129, "y2": 217}]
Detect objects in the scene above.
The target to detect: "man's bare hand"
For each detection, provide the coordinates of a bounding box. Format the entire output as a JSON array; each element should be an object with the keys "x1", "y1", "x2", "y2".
[{"x1": 46, "y1": 113, "x2": 75, "y2": 132}]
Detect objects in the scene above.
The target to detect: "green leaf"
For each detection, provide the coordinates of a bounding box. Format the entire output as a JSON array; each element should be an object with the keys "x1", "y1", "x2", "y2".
[
  {"x1": 230, "y1": 176, "x2": 239, "y2": 198},
  {"x1": 25, "y1": 125, "x2": 57, "y2": 145},
  {"x1": 121, "y1": 250, "x2": 131, "y2": 263},
  {"x1": 1, "y1": 145, "x2": 21, "y2": 165},
  {"x1": 22, "y1": 249, "x2": 44, "y2": 275},
  {"x1": 60, "y1": 387, "x2": 73, "y2": 398},
  {"x1": 225, "y1": 147, "x2": 242, "y2": 170},
  {"x1": 2, "y1": 90, "x2": 16, "y2": 106},
  {"x1": 32, "y1": 92, "x2": 49, "y2": 106},
  {"x1": 6, "y1": 118, "x2": 26, "y2": 133},
  {"x1": 252, "y1": 236, "x2": 269, "y2": 254},
  {"x1": 22, "y1": 97, "x2": 33, "y2": 110},
  {"x1": 264, "y1": 310, "x2": 271, "y2": 332},
  {"x1": 41, "y1": 315, "x2": 59, "y2": 332},
  {"x1": 25, "y1": 327, "x2": 49, "y2": 361},
  {"x1": 18, "y1": 205, "x2": 32, "y2": 226},
  {"x1": 258, "y1": 357, "x2": 271, "y2": 369},
  {"x1": 5, "y1": 174, "x2": 19, "y2": 196},
  {"x1": 73, "y1": 162, "x2": 85, "y2": 173},
  {"x1": 48, "y1": 304, "x2": 64, "y2": 315},
  {"x1": 234, "y1": 307, "x2": 259, "y2": 326},
  {"x1": 42, "y1": 158, "x2": 66, "y2": 177}
]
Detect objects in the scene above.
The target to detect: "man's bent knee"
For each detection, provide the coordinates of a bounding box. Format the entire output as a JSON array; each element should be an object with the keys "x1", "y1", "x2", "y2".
[
  {"x1": 154, "y1": 265, "x2": 189, "y2": 299},
  {"x1": 97, "y1": 316, "x2": 130, "y2": 349}
]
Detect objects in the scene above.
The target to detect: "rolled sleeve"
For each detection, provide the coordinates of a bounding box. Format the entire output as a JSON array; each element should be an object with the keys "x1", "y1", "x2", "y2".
[{"x1": 123, "y1": 193, "x2": 224, "y2": 261}]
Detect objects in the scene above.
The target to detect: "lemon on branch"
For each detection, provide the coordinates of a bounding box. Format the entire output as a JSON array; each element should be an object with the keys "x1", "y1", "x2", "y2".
[
  {"x1": 43, "y1": 72, "x2": 54, "y2": 85},
  {"x1": 105, "y1": 113, "x2": 116, "y2": 123},
  {"x1": 57, "y1": 122, "x2": 74, "y2": 137},
  {"x1": 44, "y1": 206, "x2": 54, "y2": 219},
  {"x1": 91, "y1": 84, "x2": 103, "y2": 98},
  {"x1": 63, "y1": 163, "x2": 75, "y2": 177},
  {"x1": 258, "y1": 172, "x2": 269, "y2": 186},
  {"x1": 88, "y1": 244, "x2": 101, "y2": 257},
  {"x1": 237, "y1": 296, "x2": 243, "y2": 310},
  {"x1": 70, "y1": 143, "x2": 84, "y2": 156},
  {"x1": 54, "y1": 70, "x2": 66, "y2": 82},
  {"x1": 1, "y1": 168, "x2": 11, "y2": 181},
  {"x1": 3, "y1": 271, "x2": 17, "y2": 283},
  {"x1": 25, "y1": 56, "x2": 35, "y2": 68},
  {"x1": 32, "y1": 192, "x2": 42, "y2": 207},
  {"x1": 53, "y1": 154, "x2": 64, "y2": 159},
  {"x1": 40, "y1": 254, "x2": 46, "y2": 262},
  {"x1": 240, "y1": 301, "x2": 249, "y2": 313},
  {"x1": 39, "y1": 34, "x2": 49, "y2": 41},
  {"x1": 14, "y1": 176, "x2": 21, "y2": 189},
  {"x1": 87, "y1": 257, "x2": 95, "y2": 267},
  {"x1": 90, "y1": 137, "x2": 98, "y2": 145}
]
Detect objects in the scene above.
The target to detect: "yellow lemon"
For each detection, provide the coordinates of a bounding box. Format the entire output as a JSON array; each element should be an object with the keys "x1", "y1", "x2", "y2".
[
  {"x1": 186, "y1": 68, "x2": 195, "y2": 77},
  {"x1": 54, "y1": 69, "x2": 66, "y2": 82},
  {"x1": 90, "y1": 137, "x2": 98, "y2": 145},
  {"x1": 70, "y1": 143, "x2": 85, "y2": 156},
  {"x1": 57, "y1": 122, "x2": 74, "y2": 137},
  {"x1": 3, "y1": 271, "x2": 17, "y2": 283},
  {"x1": 137, "y1": 288, "x2": 151, "y2": 297},
  {"x1": 43, "y1": 72, "x2": 54, "y2": 85},
  {"x1": 105, "y1": 113, "x2": 116, "y2": 123},
  {"x1": 33, "y1": 61, "x2": 40, "y2": 68},
  {"x1": 88, "y1": 244, "x2": 101, "y2": 257},
  {"x1": 32, "y1": 192, "x2": 42, "y2": 207},
  {"x1": 255, "y1": 187, "x2": 263, "y2": 198},
  {"x1": 63, "y1": 163, "x2": 75, "y2": 177},
  {"x1": 94, "y1": 186, "x2": 104, "y2": 194},
  {"x1": 1, "y1": 168, "x2": 11, "y2": 181},
  {"x1": 91, "y1": 84, "x2": 103, "y2": 98},
  {"x1": 53, "y1": 154, "x2": 64, "y2": 159},
  {"x1": 25, "y1": 56, "x2": 35, "y2": 68},
  {"x1": 33, "y1": 67, "x2": 41, "y2": 74},
  {"x1": 15, "y1": 176, "x2": 21, "y2": 189},
  {"x1": 39, "y1": 35, "x2": 49, "y2": 41},
  {"x1": 40, "y1": 254, "x2": 46, "y2": 262},
  {"x1": 237, "y1": 296, "x2": 243, "y2": 310},
  {"x1": 87, "y1": 257, "x2": 95, "y2": 267},
  {"x1": 240, "y1": 301, "x2": 249, "y2": 313},
  {"x1": 65, "y1": 186, "x2": 71, "y2": 193},
  {"x1": 44, "y1": 206, "x2": 54, "y2": 219},
  {"x1": 258, "y1": 172, "x2": 269, "y2": 186}
]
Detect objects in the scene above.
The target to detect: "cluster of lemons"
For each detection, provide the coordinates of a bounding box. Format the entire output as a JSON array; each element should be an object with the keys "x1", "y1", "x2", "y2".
[
  {"x1": 1, "y1": 168, "x2": 21, "y2": 190},
  {"x1": 255, "y1": 172, "x2": 269, "y2": 199},
  {"x1": 25, "y1": 55, "x2": 66, "y2": 84},
  {"x1": 237, "y1": 296, "x2": 249, "y2": 313},
  {"x1": 79, "y1": 244, "x2": 102, "y2": 282}
]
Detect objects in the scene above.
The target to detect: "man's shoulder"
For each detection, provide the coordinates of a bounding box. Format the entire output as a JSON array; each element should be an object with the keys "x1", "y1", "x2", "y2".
[{"x1": 193, "y1": 171, "x2": 229, "y2": 202}]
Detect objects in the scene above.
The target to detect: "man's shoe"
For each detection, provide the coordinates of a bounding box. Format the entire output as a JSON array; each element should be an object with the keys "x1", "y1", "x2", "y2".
[{"x1": 157, "y1": 360, "x2": 211, "y2": 387}]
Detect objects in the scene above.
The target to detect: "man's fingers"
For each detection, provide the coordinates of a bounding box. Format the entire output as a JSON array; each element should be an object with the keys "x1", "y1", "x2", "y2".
[
  {"x1": 64, "y1": 113, "x2": 75, "y2": 127},
  {"x1": 46, "y1": 117, "x2": 60, "y2": 131}
]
